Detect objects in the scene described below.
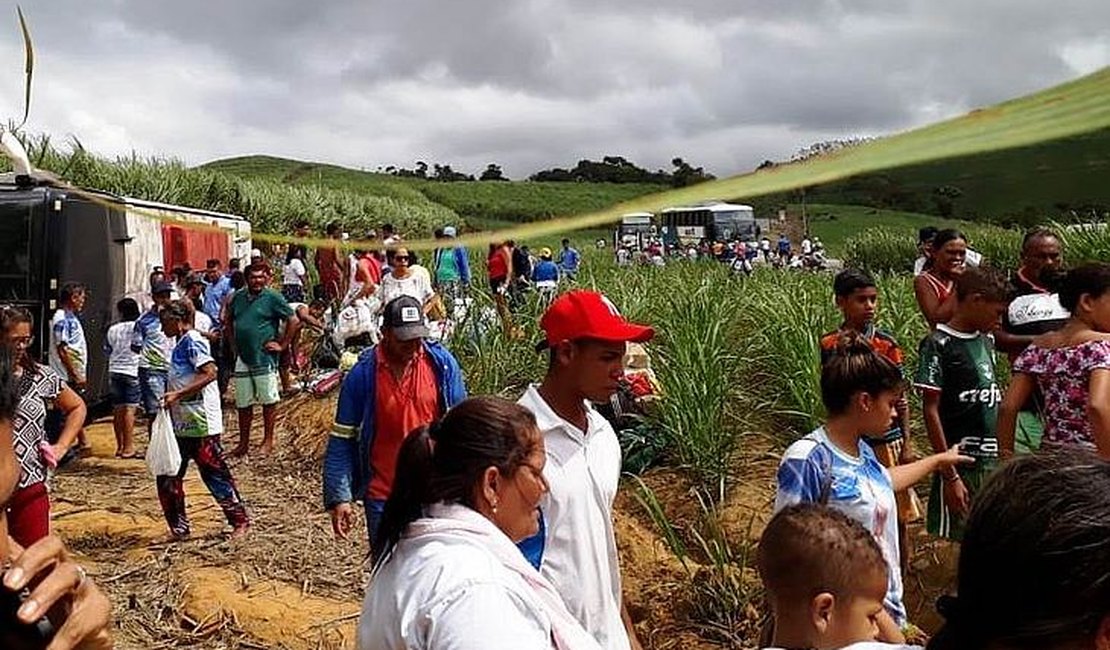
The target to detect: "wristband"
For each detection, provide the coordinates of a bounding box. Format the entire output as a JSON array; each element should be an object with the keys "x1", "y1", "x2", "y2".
[{"x1": 943, "y1": 472, "x2": 961, "y2": 483}]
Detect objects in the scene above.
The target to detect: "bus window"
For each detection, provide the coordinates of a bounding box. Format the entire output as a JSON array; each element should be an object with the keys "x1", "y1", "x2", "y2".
[
  {"x1": 0, "y1": 199, "x2": 34, "y2": 301},
  {"x1": 713, "y1": 210, "x2": 757, "y2": 241}
]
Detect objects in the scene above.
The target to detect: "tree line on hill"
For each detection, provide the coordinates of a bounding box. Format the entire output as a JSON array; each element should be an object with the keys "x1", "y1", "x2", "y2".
[{"x1": 379, "y1": 156, "x2": 715, "y2": 187}]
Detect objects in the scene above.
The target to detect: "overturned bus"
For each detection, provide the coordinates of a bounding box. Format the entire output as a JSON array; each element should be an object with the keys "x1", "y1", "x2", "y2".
[{"x1": 0, "y1": 171, "x2": 251, "y2": 409}]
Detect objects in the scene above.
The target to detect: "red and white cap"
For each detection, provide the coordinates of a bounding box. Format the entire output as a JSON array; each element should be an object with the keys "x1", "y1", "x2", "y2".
[{"x1": 537, "y1": 290, "x2": 654, "y2": 350}]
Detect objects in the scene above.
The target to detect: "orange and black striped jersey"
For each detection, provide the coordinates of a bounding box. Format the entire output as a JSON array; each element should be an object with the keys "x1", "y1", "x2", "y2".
[{"x1": 820, "y1": 324, "x2": 905, "y2": 369}]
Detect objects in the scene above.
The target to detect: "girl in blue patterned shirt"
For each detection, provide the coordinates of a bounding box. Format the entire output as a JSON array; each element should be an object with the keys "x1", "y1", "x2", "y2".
[{"x1": 775, "y1": 333, "x2": 971, "y2": 642}]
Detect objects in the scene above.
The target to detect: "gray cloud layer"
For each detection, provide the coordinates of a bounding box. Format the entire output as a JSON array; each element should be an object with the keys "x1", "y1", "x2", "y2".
[{"x1": 0, "y1": 1, "x2": 1106, "y2": 177}]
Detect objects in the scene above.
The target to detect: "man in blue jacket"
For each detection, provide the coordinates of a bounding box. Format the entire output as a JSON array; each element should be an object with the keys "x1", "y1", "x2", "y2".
[{"x1": 323, "y1": 295, "x2": 466, "y2": 547}]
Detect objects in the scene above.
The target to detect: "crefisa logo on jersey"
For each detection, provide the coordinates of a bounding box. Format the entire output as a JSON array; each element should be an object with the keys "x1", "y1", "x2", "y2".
[{"x1": 957, "y1": 384, "x2": 1003, "y2": 408}]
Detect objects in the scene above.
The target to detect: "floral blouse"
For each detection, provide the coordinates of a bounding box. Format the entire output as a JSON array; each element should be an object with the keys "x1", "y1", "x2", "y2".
[{"x1": 1013, "y1": 339, "x2": 1110, "y2": 449}]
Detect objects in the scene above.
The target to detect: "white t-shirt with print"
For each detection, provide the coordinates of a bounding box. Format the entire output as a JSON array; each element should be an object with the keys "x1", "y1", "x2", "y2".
[
  {"x1": 283, "y1": 258, "x2": 307, "y2": 286},
  {"x1": 193, "y1": 310, "x2": 214, "y2": 334},
  {"x1": 379, "y1": 273, "x2": 434, "y2": 307},
  {"x1": 774, "y1": 427, "x2": 906, "y2": 626},
  {"x1": 105, "y1": 321, "x2": 140, "y2": 377}
]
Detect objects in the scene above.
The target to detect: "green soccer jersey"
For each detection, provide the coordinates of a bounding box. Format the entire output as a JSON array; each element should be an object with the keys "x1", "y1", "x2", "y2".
[
  {"x1": 915, "y1": 324, "x2": 1001, "y2": 540},
  {"x1": 915, "y1": 324, "x2": 1001, "y2": 457}
]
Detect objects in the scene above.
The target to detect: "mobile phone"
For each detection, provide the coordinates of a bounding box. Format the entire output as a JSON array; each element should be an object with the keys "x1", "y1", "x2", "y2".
[{"x1": 0, "y1": 571, "x2": 55, "y2": 649}]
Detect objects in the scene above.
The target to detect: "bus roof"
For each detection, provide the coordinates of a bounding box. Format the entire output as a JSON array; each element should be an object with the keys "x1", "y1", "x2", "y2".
[
  {"x1": 621, "y1": 212, "x2": 654, "y2": 219},
  {"x1": 660, "y1": 202, "x2": 754, "y2": 214},
  {"x1": 0, "y1": 173, "x2": 249, "y2": 223}
]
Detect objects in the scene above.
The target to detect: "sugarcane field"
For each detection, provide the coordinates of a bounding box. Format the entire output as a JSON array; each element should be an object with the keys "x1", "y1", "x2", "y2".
[{"x1": 1, "y1": 4, "x2": 1110, "y2": 650}]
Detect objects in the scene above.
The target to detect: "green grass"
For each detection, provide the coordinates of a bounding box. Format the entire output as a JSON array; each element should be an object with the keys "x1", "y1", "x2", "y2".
[
  {"x1": 761, "y1": 127, "x2": 1110, "y2": 224},
  {"x1": 415, "y1": 180, "x2": 665, "y2": 223},
  {"x1": 203, "y1": 155, "x2": 667, "y2": 227},
  {"x1": 795, "y1": 203, "x2": 970, "y2": 256}
]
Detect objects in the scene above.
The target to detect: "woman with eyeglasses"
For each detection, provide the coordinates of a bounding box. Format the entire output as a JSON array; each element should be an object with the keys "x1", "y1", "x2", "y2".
[
  {"x1": 0, "y1": 307, "x2": 86, "y2": 547},
  {"x1": 378, "y1": 247, "x2": 435, "y2": 315},
  {"x1": 358, "y1": 396, "x2": 602, "y2": 650}
]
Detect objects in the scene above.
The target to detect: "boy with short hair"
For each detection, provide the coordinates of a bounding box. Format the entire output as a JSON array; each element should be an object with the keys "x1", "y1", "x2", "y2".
[
  {"x1": 820, "y1": 269, "x2": 917, "y2": 503},
  {"x1": 914, "y1": 266, "x2": 1011, "y2": 541},
  {"x1": 758, "y1": 503, "x2": 921, "y2": 650}
]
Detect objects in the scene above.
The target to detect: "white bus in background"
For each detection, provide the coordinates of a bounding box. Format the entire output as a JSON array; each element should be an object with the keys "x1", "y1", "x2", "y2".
[
  {"x1": 613, "y1": 212, "x2": 655, "y2": 251},
  {"x1": 660, "y1": 202, "x2": 759, "y2": 248}
]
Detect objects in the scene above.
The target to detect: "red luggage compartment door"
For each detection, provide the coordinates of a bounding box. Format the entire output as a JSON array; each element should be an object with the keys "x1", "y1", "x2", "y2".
[{"x1": 162, "y1": 223, "x2": 229, "y2": 273}]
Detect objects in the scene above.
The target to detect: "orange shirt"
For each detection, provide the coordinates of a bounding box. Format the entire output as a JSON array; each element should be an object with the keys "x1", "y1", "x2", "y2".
[
  {"x1": 368, "y1": 346, "x2": 439, "y2": 500},
  {"x1": 820, "y1": 325, "x2": 904, "y2": 368}
]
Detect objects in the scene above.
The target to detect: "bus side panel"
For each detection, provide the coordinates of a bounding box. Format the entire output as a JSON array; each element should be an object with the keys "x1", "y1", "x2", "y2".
[
  {"x1": 123, "y1": 209, "x2": 165, "y2": 302},
  {"x1": 51, "y1": 197, "x2": 124, "y2": 409},
  {"x1": 227, "y1": 218, "x2": 251, "y2": 263}
]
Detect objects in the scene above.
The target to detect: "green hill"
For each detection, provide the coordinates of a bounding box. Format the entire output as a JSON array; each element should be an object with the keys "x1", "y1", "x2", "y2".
[
  {"x1": 757, "y1": 127, "x2": 1110, "y2": 225},
  {"x1": 201, "y1": 156, "x2": 666, "y2": 226},
  {"x1": 797, "y1": 204, "x2": 970, "y2": 255}
]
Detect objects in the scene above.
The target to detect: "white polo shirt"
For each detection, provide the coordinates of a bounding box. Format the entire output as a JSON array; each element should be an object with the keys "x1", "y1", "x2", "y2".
[{"x1": 517, "y1": 385, "x2": 630, "y2": 650}]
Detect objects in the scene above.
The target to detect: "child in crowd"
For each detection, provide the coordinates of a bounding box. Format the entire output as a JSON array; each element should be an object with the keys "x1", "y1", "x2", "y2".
[
  {"x1": 914, "y1": 266, "x2": 1010, "y2": 541},
  {"x1": 998, "y1": 262, "x2": 1110, "y2": 459},
  {"x1": 821, "y1": 271, "x2": 920, "y2": 567},
  {"x1": 105, "y1": 298, "x2": 142, "y2": 458},
  {"x1": 777, "y1": 333, "x2": 971, "y2": 642},
  {"x1": 758, "y1": 503, "x2": 922, "y2": 650}
]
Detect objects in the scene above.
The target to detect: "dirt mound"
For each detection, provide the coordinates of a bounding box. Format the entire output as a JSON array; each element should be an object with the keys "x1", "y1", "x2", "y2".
[
  {"x1": 181, "y1": 566, "x2": 359, "y2": 648},
  {"x1": 282, "y1": 392, "x2": 339, "y2": 460}
]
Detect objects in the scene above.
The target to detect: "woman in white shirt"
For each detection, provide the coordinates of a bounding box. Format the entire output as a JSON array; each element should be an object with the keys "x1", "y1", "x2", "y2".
[
  {"x1": 378, "y1": 247, "x2": 435, "y2": 313},
  {"x1": 282, "y1": 247, "x2": 308, "y2": 304},
  {"x1": 359, "y1": 397, "x2": 602, "y2": 650}
]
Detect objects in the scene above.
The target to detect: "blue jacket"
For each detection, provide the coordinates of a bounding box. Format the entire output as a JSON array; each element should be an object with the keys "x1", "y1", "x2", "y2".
[
  {"x1": 532, "y1": 260, "x2": 559, "y2": 283},
  {"x1": 322, "y1": 341, "x2": 467, "y2": 508},
  {"x1": 432, "y1": 246, "x2": 472, "y2": 285}
]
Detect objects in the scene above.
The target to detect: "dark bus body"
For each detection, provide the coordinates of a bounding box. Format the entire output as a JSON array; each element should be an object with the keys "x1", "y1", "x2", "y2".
[{"x1": 0, "y1": 173, "x2": 250, "y2": 411}]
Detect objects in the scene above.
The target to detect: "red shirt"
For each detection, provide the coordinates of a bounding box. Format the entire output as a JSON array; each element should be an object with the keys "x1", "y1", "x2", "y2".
[
  {"x1": 369, "y1": 346, "x2": 439, "y2": 500},
  {"x1": 488, "y1": 247, "x2": 509, "y2": 281},
  {"x1": 359, "y1": 254, "x2": 382, "y2": 286}
]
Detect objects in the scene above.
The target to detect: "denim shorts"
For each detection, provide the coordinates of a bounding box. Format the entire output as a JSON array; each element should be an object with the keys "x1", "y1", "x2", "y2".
[
  {"x1": 138, "y1": 368, "x2": 168, "y2": 416},
  {"x1": 109, "y1": 372, "x2": 141, "y2": 408}
]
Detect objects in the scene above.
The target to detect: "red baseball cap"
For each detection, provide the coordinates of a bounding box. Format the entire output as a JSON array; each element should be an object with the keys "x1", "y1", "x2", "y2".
[{"x1": 537, "y1": 290, "x2": 654, "y2": 350}]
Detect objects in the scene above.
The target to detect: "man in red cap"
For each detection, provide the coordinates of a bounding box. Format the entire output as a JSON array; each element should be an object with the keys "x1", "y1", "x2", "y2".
[{"x1": 517, "y1": 290, "x2": 652, "y2": 650}]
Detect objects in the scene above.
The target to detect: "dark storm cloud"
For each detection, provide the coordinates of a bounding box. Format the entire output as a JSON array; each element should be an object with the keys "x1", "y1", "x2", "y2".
[{"x1": 0, "y1": 0, "x2": 1104, "y2": 177}]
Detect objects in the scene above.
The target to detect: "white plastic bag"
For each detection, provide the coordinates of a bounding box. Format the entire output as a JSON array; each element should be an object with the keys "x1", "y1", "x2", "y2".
[
  {"x1": 146, "y1": 409, "x2": 182, "y2": 478},
  {"x1": 332, "y1": 297, "x2": 380, "y2": 347}
]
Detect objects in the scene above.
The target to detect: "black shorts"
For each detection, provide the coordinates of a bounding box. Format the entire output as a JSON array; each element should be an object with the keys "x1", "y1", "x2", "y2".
[{"x1": 490, "y1": 276, "x2": 507, "y2": 293}]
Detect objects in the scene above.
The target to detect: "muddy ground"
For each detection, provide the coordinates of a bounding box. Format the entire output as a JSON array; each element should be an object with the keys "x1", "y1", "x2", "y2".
[{"x1": 51, "y1": 394, "x2": 955, "y2": 649}]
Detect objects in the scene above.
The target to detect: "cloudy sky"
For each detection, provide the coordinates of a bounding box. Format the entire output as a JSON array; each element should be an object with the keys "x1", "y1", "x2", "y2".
[{"x1": 0, "y1": 1, "x2": 1106, "y2": 178}]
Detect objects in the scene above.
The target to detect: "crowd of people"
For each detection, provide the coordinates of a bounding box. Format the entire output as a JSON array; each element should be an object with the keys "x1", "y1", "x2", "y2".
[
  {"x1": 614, "y1": 232, "x2": 829, "y2": 273},
  {"x1": 3, "y1": 218, "x2": 1110, "y2": 649}
]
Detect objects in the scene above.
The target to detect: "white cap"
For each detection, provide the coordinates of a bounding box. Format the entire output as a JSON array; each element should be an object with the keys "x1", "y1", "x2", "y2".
[
  {"x1": 250, "y1": 248, "x2": 262, "y2": 258},
  {"x1": 443, "y1": 226, "x2": 457, "y2": 237}
]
